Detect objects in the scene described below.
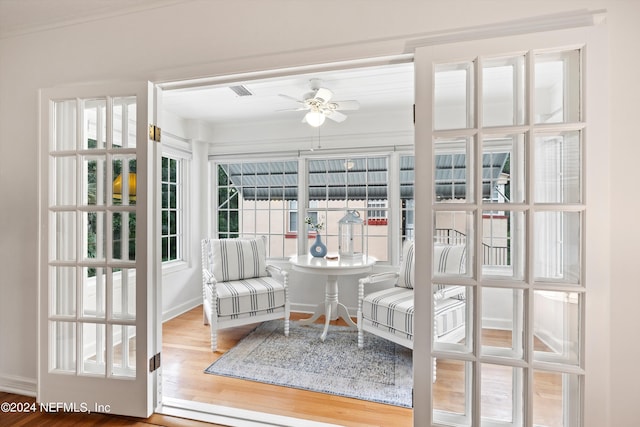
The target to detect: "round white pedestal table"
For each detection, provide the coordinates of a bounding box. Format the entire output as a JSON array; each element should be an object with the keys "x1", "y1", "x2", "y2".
[{"x1": 289, "y1": 254, "x2": 376, "y2": 341}]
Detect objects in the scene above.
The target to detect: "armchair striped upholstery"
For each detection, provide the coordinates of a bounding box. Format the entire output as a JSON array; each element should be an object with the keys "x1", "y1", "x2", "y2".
[
  {"x1": 357, "y1": 240, "x2": 466, "y2": 381},
  {"x1": 201, "y1": 237, "x2": 290, "y2": 351}
]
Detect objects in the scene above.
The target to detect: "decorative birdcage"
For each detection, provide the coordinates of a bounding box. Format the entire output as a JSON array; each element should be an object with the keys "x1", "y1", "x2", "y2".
[{"x1": 338, "y1": 210, "x2": 364, "y2": 258}]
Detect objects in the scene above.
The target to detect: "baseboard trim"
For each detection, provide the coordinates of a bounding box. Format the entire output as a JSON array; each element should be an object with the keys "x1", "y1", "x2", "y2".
[
  {"x1": 162, "y1": 297, "x2": 202, "y2": 323},
  {"x1": 482, "y1": 318, "x2": 513, "y2": 331},
  {"x1": 0, "y1": 373, "x2": 36, "y2": 397}
]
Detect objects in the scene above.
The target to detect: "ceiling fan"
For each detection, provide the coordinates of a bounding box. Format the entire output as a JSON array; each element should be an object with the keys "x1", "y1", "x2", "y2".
[{"x1": 279, "y1": 78, "x2": 360, "y2": 127}]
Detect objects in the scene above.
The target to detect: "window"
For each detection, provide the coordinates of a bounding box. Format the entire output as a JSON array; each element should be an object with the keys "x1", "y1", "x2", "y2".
[
  {"x1": 367, "y1": 200, "x2": 388, "y2": 225},
  {"x1": 400, "y1": 155, "x2": 415, "y2": 242},
  {"x1": 288, "y1": 200, "x2": 319, "y2": 233},
  {"x1": 288, "y1": 200, "x2": 299, "y2": 233},
  {"x1": 214, "y1": 155, "x2": 403, "y2": 262},
  {"x1": 307, "y1": 156, "x2": 389, "y2": 262},
  {"x1": 216, "y1": 160, "x2": 298, "y2": 257},
  {"x1": 161, "y1": 155, "x2": 183, "y2": 262},
  {"x1": 214, "y1": 152, "x2": 514, "y2": 263}
]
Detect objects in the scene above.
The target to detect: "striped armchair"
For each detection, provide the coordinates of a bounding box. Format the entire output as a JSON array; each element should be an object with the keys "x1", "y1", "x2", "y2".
[
  {"x1": 357, "y1": 240, "x2": 466, "y2": 381},
  {"x1": 201, "y1": 237, "x2": 290, "y2": 351}
]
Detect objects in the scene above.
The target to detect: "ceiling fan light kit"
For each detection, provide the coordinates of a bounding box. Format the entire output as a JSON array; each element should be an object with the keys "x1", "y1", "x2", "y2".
[
  {"x1": 279, "y1": 79, "x2": 360, "y2": 128},
  {"x1": 305, "y1": 110, "x2": 326, "y2": 127}
]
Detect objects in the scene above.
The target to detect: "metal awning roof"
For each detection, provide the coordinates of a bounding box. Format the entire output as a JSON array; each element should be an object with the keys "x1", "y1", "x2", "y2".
[
  {"x1": 434, "y1": 152, "x2": 509, "y2": 200},
  {"x1": 219, "y1": 153, "x2": 508, "y2": 201}
]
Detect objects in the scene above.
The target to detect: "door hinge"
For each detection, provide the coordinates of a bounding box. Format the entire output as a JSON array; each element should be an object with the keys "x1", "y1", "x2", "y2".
[
  {"x1": 148, "y1": 124, "x2": 162, "y2": 142},
  {"x1": 412, "y1": 104, "x2": 415, "y2": 124},
  {"x1": 149, "y1": 352, "x2": 161, "y2": 372}
]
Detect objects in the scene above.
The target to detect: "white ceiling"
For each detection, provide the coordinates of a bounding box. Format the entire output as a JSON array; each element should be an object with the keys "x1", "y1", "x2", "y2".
[{"x1": 162, "y1": 62, "x2": 415, "y2": 126}]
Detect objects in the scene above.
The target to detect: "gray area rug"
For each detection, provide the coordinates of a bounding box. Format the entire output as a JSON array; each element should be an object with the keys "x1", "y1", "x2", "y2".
[{"x1": 204, "y1": 320, "x2": 413, "y2": 408}]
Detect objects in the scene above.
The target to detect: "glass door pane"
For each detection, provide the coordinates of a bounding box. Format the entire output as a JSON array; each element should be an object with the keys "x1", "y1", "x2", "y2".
[
  {"x1": 83, "y1": 267, "x2": 105, "y2": 318},
  {"x1": 482, "y1": 56, "x2": 526, "y2": 127},
  {"x1": 533, "y1": 290, "x2": 581, "y2": 365},
  {"x1": 435, "y1": 62, "x2": 475, "y2": 130},
  {"x1": 481, "y1": 364, "x2": 523, "y2": 425},
  {"x1": 534, "y1": 132, "x2": 582, "y2": 204},
  {"x1": 533, "y1": 211, "x2": 581, "y2": 283},
  {"x1": 481, "y1": 287, "x2": 524, "y2": 359},
  {"x1": 51, "y1": 266, "x2": 76, "y2": 317},
  {"x1": 433, "y1": 359, "x2": 473, "y2": 425},
  {"x1": 532, "y1": 371, "x2": 580, "y2": 427},
  {"x1": 534, "y1": 50, "x2": 581, "y2": 124},
  {"x1": 435, "y1": 137, "x2": 473, "y2": 203},
  {"x1": 422, "y1": 45, "x2": 586, "y2": 427},
  {"x1": 482, "y1": 210, "x2": 525, "y2": 280},
  {"x1": 83, "y1": 99, "x2": 106, "y2": 149},
  {"x1": 53, "y1": 100, "x2": 77, "y2": 151},
  {"x1": 482, "y1": 134, "x2": 526, "y2": 204}
]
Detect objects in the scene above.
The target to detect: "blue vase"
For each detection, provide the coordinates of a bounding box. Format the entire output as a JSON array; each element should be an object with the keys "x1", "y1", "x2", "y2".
[{"x1": 310, "y1": 233, "x2": 327, "y2": 257}]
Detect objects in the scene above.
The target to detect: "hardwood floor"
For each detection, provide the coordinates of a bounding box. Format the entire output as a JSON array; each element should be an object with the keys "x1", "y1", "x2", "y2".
[
  {"x1": 0, "y1": 306, "x2": 562, "y2": 427},
  {"x1": 163, "y1": 306, "x2": 563, "y2": 427},
  {"x1": 162, "y1": 307, "x2": 412, "y2": 427}
]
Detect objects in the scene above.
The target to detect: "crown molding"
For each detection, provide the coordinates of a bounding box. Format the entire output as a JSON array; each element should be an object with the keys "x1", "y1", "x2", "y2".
[
  {"x1": 158, "y1": 9, "x2": 606, "y2": 90},
  {"x1": 0, "y1": 0, "x2": 190, "y2": 40},
  {"x1": 404, "y1": 8, "x2": 606, "y2": 50}
]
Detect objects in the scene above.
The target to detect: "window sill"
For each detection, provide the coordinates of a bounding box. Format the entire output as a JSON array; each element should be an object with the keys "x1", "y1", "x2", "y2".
[{"x1": 162, "y1": 260, "x2": 189, "y2": 274}]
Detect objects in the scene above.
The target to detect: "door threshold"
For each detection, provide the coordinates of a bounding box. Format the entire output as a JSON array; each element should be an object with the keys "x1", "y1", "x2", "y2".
[{"x1": 158, "y1": 397, "x2": 345, "y2": 427}]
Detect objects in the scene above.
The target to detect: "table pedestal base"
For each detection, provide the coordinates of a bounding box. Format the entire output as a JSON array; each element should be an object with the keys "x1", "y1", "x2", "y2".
[{"x1": 298, "y1": 274, "x2": 356, "y2": 341}]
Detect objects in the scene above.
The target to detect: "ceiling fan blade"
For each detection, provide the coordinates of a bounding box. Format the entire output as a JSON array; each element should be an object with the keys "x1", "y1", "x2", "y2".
[
  {"x1": 314, "y1": 87, "x2": 333, "y2": 103},
  {"x1": 326, "y1": 110, "x2": 347, "y2": 123},
  {"x1": 276, "y1": 107, "x2": 308, "y2": 112},
  {"x1": 278, "y1": 93, "x2": 304, "y2": 104},
  {"x1": 331, "y1": 100, "x2": 360, "y2": 111}
]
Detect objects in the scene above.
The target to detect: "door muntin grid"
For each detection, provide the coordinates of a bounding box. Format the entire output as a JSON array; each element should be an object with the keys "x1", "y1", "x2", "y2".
[
  {"x1": 431, "y1": 49, "x2": 585, "y2": 426},
  {"x1": 49, "y1": 97, "x2": 138, "y2": 378}
]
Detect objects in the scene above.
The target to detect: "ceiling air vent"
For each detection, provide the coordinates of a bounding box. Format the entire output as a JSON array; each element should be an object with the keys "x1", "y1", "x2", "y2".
[{"x1": 229, "y1": 85, "x2": 253, "y2": 97}]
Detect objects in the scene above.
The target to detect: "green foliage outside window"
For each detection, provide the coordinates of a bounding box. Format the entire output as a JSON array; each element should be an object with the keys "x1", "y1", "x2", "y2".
[
  {"x1": 217, "y1": 165, "x2": 239, "y2": 238},
  {"x1": 162, "y1": 156, "x2": 180, "y2": 261},
  {"x1": 85, "y1": 138, "x2": 137, "y2": 276}
]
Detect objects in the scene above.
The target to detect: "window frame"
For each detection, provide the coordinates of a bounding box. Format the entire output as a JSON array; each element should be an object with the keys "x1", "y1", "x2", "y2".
[
  {"x1": 161, "y1": 144, "x2": 190, "y2": 273},
  {"x1": 211, "y1": 149, "x2": 414, "y2": 264},
  {"x1": 210, "y1": 146, "x2": 517, "y2": 266}
]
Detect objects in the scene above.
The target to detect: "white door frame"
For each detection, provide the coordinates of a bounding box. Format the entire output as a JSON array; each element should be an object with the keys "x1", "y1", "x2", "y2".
[{"x1": 38, "y1": 82, "x2": 162, "y2": 418}]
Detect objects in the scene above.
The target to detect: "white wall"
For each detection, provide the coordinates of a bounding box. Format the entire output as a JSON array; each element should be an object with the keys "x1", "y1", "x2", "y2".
[
  {"x1": 605, "y1": 5, "x2": 640, "y2": 425},
  {"x1": 158, "y1": 114, "x2": 207, "y2": 322},
  {"x1": 1, "y1": 1, "x2": 638, "y2": 424}
]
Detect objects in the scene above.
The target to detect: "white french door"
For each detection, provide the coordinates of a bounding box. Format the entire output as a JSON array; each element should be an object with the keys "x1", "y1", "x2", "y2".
[
  {"x1": 38, "y1": 82, "x2": 161, "y2": 417},
  {"x1": 413, "y1": 23, "x2": 608, "y2": 427}
]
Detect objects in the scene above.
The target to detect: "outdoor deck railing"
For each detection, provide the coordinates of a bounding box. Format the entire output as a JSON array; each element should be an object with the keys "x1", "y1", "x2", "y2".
[{"x1": 434, "y1": 228, "x2": 508, "y2": 266}]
